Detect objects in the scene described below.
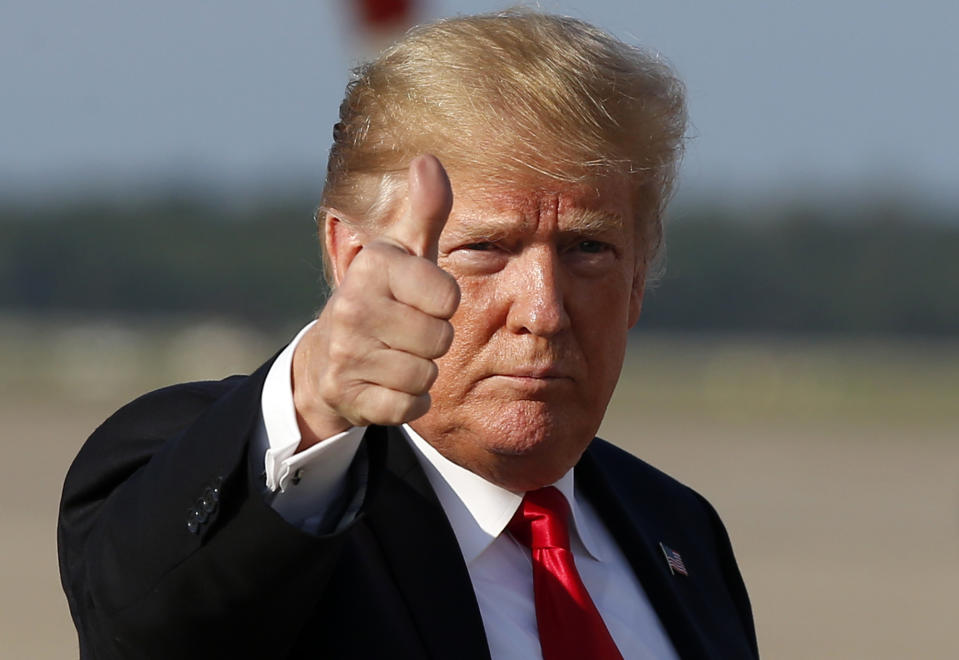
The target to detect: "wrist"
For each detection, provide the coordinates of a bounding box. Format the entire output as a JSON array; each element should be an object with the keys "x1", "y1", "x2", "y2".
[{"x1": 291, "y1": 334, "x2": 351, "y2": 452}]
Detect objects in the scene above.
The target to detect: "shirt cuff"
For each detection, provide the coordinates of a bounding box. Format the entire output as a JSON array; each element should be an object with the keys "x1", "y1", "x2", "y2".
[
  {"x1": 269, "y1": 426, "x2": 366, "y2": 524},
  {"x1": 258, "y1": 320, "x2": 366, "y2": 524}
]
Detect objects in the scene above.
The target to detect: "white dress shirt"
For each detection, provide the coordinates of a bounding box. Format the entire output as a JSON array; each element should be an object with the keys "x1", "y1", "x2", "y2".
[{"x1": 252, "y1": 325, "x2": 678, "y2": 659}]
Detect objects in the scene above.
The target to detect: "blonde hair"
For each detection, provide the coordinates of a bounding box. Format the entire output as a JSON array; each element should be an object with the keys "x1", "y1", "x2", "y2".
[{"x1": 319, "y1": 9, "x2": 686, "y2": 281}]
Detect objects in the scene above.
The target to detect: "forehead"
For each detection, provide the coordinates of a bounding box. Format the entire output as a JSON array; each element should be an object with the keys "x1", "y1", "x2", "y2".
[{"x1": 443, "y1": 177, "x2": 635, "y2": 237}]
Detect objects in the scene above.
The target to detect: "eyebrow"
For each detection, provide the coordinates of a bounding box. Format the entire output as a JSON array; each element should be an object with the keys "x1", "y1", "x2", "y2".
[
  {"x1": 562, "y1": 208, "x2": 626, "y2": 234},
  {"x1": 444, "y1": 208, "x2": 626, "y2": 244},
  {"x1": 442, "y1": 214, "x2": 521, "y2": 244}
]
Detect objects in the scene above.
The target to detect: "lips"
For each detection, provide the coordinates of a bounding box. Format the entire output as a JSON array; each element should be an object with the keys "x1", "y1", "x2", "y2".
[
  {"x1": 483, "y1": 361, "x2": 576, "y2": 386},
  {"x1": 499, "y1": 365, "x2": 570, "y2": 379},
  {"x1": 482, "y1": 370, "x2": 573, "y2": 399}
]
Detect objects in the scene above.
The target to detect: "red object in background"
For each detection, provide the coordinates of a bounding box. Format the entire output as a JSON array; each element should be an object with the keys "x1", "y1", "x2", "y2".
[{"x1": 358, "y1": 0, "x2": 414, "y2": 28}]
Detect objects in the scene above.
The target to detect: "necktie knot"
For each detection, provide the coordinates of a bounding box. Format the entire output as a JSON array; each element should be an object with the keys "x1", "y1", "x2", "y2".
[{"x1": 508, "y1": 486, "x2": 572, "y2": 551}]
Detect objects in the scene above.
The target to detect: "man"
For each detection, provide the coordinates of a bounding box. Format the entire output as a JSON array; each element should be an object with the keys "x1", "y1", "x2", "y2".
[{"x1": 59, "y1": 10, "x2": 758, "y2": 659}]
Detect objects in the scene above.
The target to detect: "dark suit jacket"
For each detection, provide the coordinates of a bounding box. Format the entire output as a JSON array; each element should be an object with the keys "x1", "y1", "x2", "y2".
[{"x1": 58, "y1": 357, "x2": 759, "y2": 659}]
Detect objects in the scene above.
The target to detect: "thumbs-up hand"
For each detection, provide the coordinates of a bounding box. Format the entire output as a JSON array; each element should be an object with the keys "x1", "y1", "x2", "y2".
[{"x1": 291, "y1": 155, "x2": 461, "y2": 450}]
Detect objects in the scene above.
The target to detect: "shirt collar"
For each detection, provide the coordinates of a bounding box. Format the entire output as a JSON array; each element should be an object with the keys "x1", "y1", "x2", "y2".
[{"x1": 402, "y1": 424, "x2": 605, "y2": 564}]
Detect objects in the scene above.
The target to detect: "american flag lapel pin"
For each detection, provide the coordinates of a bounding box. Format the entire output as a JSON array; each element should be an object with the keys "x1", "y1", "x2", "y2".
[{"x1": 659, "y1": 542, "x2": 688, "y2": 576}]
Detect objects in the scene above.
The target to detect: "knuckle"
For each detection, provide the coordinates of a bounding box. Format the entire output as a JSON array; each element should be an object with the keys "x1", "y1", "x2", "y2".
[
  {"x1": 318, "y1": 361, "x2": 350, "y2": 394},
  {"x1": 388, "y1": 396, "x2": 416, "y2": 425},
  {"x1": 316, "y1": 374, "x2": 344, "y2": 413},
  {"x1": 370, "y1": 242, "x2": 409, "y2": 274},
  {"x1": 378, "y1": 391, "x2": 430, "y2": 426},
  {"x1": 369, "y1": 238, "x2": 408, "y2": 257},
  {"x1": 341, "y1": 252, "x2": 374, "y2": 283},
  {"x1": 371, "y1": 391, "x2": 411, "y2": 426},
  {"x1": 341, "y1": 384, "x2": 377, "y2": 426},
  {"x1": 417, "y1": 360, "x2": 439, "y2": 393},
  {"x1": 325, "y1": 335, "x2": 355, "y2": 365},
  {"x1": 331, "y1": 293, "x2": 366, "y2": 327},
  {"x1": 361, "y1": 243, "x2": 395, "y2": 266},
  {"x1": 403, "y1": 393, "x2": 431, "y2": 422},
  {"x1": 342, "y1": 248, "x2": 396, "y2": 292},
  {"x1": 432, "y1": 320, "x2": 455, "y2": 357},
  {"x1": 435, "y1": 272, "x2": 461, "y2": 318}
]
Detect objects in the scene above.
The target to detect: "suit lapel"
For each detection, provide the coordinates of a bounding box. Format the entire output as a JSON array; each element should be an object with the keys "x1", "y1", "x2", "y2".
[
  {"x1": 363, "y1": 426, "x2": 492, "y2": 660},
  {"x1": 577, "y1": 444, "x2": 712, "y2": 659}
]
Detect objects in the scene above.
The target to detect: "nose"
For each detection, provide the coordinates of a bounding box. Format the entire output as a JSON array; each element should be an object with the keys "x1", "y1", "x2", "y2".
[{"x1": 505, "y1": 246, "x2": 571, "y2": 337}]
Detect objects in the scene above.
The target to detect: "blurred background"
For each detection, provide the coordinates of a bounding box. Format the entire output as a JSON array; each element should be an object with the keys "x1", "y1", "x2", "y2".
[{"x1": 2, "y1": 0, "x2": 957, "y2": 657}]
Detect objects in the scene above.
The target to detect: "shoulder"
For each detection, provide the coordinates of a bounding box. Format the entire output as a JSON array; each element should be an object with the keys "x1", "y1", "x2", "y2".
[
  {"x1": 62, "y1": 375, "x2": 253, "y2": 504},
  {"x1": 585, "y1": 437, "x2": 700, "y2": 500},
  {"x1": 92, "y1": 375, "x2": 249, "y2": 441},
  {"x1": 582, "y1": 438, "x2": 733, "y2": 552},
  {"x1": 63, "y1": 365, "x2": 273, "y2": 507}
]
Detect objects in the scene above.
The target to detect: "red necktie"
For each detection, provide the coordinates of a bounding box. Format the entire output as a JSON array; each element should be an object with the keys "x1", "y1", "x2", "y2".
[{"x1": 509, "y1": 487, "x2": 624, "y2": 660}]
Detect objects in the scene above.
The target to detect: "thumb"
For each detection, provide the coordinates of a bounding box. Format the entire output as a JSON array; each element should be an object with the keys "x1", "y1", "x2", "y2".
[{"x1": 380, "y1": 154, "x2": 453, "y2": 263}]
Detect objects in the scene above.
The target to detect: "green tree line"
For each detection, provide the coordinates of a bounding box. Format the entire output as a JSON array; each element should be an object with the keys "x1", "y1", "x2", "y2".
[{"x1": 1, "y1": 196, "x2": 957, "y2": 336}]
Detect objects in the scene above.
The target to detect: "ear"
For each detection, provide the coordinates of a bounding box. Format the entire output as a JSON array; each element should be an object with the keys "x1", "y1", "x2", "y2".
[
  {"x1": 627, "y1": 266, "x2": 646, "y2": 329},
  {"x1": 324, "y1": 211, "x2": 366, "y2": 286}
]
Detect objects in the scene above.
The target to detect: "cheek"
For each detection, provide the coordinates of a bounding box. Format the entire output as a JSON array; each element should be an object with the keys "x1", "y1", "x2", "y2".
[
  {"x1": 570, "y1": 272, "x2": 634, "y2": 327},
  {"x1": 446, "y1": 277, "x2": 503, "y2": 346},
  {"x1": 569, "y1": 277, "x2": 632, "y2": 374},
  {"x1": 431, "y1": 279, "x2": 501, "y2": 387}
]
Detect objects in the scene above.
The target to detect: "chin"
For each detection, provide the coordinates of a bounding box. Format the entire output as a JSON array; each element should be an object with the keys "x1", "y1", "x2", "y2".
[
  {"x1": 479, "y1": 401, "x2": 592, "y2": 463},
  {"x1": 416, "y1": 398, "x2": 600, "y2": 489}
]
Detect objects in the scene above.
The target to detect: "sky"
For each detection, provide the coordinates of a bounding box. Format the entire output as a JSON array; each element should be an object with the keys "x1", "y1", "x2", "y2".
[{"x1": 3, "y1": 0, "x2": 957, "y2": 207}]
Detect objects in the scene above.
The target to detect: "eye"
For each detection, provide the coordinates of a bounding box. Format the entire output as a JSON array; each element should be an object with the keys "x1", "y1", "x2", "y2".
[
  {"x1": 446, "y1": 239, "x2": 508, "y2": 275},
  {"x1": 464, "y1": 241, "x2": 497, "y2": 251},
  {"x1": 576, "y1": 240, "x2": 610, "y2": 254}
]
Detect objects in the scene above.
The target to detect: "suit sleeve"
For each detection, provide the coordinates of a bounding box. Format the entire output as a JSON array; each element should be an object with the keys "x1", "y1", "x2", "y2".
[{"x1": 57, "y1": 361, "x2": 363, "y2": 659}]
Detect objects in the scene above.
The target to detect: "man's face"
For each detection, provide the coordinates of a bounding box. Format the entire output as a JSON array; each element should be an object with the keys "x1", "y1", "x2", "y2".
[{"x1": 409, "y1": 176, "x2": 645, "y2": 491}]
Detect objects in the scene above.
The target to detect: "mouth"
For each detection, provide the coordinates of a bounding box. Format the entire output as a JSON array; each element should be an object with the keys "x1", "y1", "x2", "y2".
[
  {"x1": 484, "y1": 366, "x2": 574, "y2": 395},
  {"x1": 497, "y1": 365, "x2": 571, "y2": 379}
]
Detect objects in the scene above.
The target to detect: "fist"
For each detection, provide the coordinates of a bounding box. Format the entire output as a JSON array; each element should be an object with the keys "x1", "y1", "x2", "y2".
[{"x1": 291, "y1": 155, "x2": 461, "y2": 449}]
